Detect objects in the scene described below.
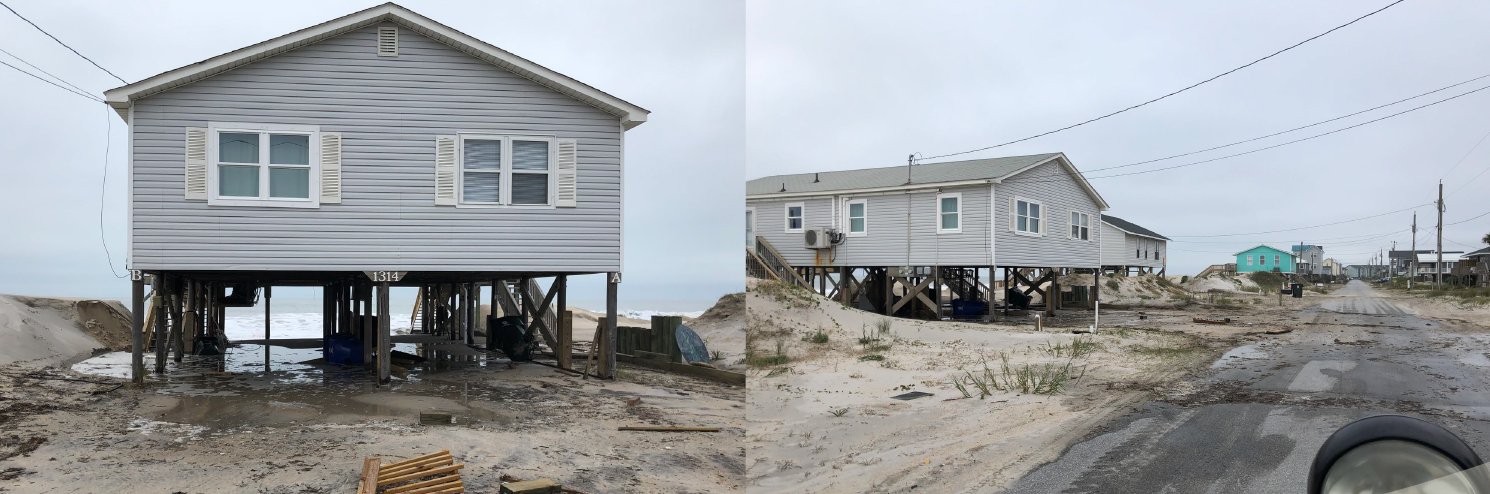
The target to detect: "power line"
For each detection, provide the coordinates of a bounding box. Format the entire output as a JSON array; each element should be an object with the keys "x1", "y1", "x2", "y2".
[
  {"x1": 1169, "y1": 203, "x2": 1429, "y2": 238},
  {"x1": 1447, "y1": 207, "x2": 1490, "y2": 226},
  {"x1": 0, "y1": 0, "x2": 126, "y2": 84},
  {"x1": 1440, "y1": 127, "x2": 1490, "y2": 180},
  {"x1": 97, "y1": 105, "x2": 125, "y2": 279},
  {"x1": 0, "y1": 56, "x2": 102, "y2": 103},
  {"x1": 1086, "y1": 71, "x2": 1490, "y2": 174},
  {"x1": 993, "y1": 81, "x2": 1490, "y2": 185},
  {"x1": 0, "y1": 46, "x2": 93, "y2": 96},
  {"x1": 920, "y1": 0, "x2": 1409, "y2": 161}
]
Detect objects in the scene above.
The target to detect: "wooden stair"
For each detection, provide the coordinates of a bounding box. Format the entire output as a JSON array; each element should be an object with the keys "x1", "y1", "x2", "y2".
[{"x1": 752, "y1": 236, "x2": 810, "y2": 288}]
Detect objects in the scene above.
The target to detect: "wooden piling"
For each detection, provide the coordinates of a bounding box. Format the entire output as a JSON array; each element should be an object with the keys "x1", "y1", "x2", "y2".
[
  {"x1": 378, "y1": 281, "x2": 391, "y2": 384},
  {"x1": 557, "y1": 275, "x2": 570, "y2": 369},
  {"x1": 130, "y1": 275, "x2": 144, "y2": 384},
  {"x1": 604, "y1": 273, "x2": 619, "y2": 379}
]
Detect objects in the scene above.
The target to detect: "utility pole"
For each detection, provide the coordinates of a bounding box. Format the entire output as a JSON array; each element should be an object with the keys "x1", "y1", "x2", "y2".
[
  {"x1": 1409, "y1": 213, "x2": 1417, "y2": 291},
  {"x1": 1437, "y1": 181, "x2": 1445, "y2": 289}
]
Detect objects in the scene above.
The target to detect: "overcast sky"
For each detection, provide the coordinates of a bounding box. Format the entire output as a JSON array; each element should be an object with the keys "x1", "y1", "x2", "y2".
[
  {"x1": 0, "y1": 0, "x2": 742, "y2": 310},
  {"x1": 747, "y1": 0, "x2": 1490, "y2": 275}
]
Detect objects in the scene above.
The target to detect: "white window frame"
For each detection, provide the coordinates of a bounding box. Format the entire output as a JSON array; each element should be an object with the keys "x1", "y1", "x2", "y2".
[
  {"x1": 1069, "y1": 211, "x2": 1091, "y2": 241},
  {"x1": 455, "y1": 134, "x2": 556, "y2": 208},
  {"x1": 1013, "y1": 196, "x2": 1041, "y2": 237},
  {"x1": 844, "y1": 198, "x2": 867, "y2": 236},
  {"x1": 784, "y1": 202, "x2": 804, "y2": 232},
  {"x1": 207, "y1": 122, "x2": 321, "y2": 208},
  {"x1": 1246, "y1": 255, "x2": 1253, "y2": 266},
  {"x1": 937, "y1": 192, "x2": 962, "y2": 234}
]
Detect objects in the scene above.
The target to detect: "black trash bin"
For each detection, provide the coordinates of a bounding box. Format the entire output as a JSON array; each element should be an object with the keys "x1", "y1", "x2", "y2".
[{"x1": 1291, "y1": 283, "x2": 1303, "y2": 298}]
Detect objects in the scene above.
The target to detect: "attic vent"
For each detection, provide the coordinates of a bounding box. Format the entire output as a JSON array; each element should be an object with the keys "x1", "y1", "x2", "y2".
[{"x1": 377, "y1": 27, "x2": 398, "y2": 57}]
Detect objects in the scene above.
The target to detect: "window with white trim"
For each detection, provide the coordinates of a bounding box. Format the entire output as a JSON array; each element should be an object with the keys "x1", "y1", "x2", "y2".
[
  {"x1": 785, "y1": 203, "x2": 804, "y2": 231},
  {"x1": 846, "y1": 199, "x2": 866, "y2": 235},
  {"x1": 458, "y1": 135, "x2": 554, "y2": 205},
  {"x1": 1069, "y1": 211, "x2": 1090, "y2": 240},
  {"x1": 1260, "y1": 255, "x2": 1267, "y2": 266},
  {"x1": 937, "y1": 193, "x2": 961, "y2": 233},
  {"x1": 208, "y1": 123, "x2": 319, "y2": 207},
  {"x1": 1015, "y1": 198, "x2": 1041, "y2": 235},
  {"x1": 1246, "y1": 255, "x2": 1253, "y2": 266}
]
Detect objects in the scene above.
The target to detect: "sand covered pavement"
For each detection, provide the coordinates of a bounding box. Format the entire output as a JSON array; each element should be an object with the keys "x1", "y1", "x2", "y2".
[{"x1": 743, "y1": 279, "x2": 1302, "y2": 493}]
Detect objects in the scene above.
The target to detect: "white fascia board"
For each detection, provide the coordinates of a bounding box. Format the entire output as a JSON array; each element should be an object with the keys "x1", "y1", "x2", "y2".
[
  {"x1": 1099, "y1": 221, "x2": 1168, "y2": 242},
  {"x1": 745, "y1": 179, "x2": 995, "y2": 201},
  {"x1": 104, "y1": 3, "x2": 648, "y2": 128}
]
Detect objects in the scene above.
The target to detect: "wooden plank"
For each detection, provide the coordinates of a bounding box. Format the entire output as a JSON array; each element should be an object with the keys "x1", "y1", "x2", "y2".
[
  {"x1": 500, "y1": 478, "x2": 560, "y2": 494},
  {"x1": 618, "y1": 425, "x2": 721, "y2": 432},
  {"x1": 403, "y1": 478, "x2": 464, "y2": 494},
  {"x1": 382, "y1": 450, "x2": 452, "y2": 470},
  {"x1": 385, "y1": 475, "x2": 461, "y2": 494},
  {"x1": 358, "y1": 457, "x2": 381, "y2": 494},
  {"x1": 380, "y1": 456, "x2": 453, "y2": 479},
  {"x1": 378, "y1": 464, "x2": 464, "y2": 486},
  {"x1": 616, "y1": 354, "x2": 745, "y2": 386}
]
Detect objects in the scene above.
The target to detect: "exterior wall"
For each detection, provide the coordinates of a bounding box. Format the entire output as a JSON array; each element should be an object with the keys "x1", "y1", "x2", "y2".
[
  {"x1": 747, "y1": 183, "x2": 993, "y2": 267},
  {"x1": 1235, "y1": 247, "x2": 1295, "y2": 273},
  {"x1": 1292, "y1": 246, "x2": 1323, "y2": 275},
  {"x1": 129, "y1": 23, "x2": 624, "y2": 272},
  {"x1": 993, "y1": 161, "x2": 1102, "y2": 267},
  {"x1": 1101, "y1": 231, "x2": 1165, "y2": 269}
]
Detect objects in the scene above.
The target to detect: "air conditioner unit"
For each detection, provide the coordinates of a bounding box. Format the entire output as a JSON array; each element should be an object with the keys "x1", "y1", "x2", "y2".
[{"x1": 804, "y1": 228, "x2": 834, "y2": 249}]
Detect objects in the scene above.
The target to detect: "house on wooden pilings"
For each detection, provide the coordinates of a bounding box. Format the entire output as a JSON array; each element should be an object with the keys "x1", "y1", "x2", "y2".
[
  {"x1": 746, "y1": 153, "x2": 1110, "y2": 320},
  {"x1": 1099, "y1": 215, "x2": 1169, "y2": 276},
  {"x1": 105, "y1": 3, "x2": 647, "y2": 384}
]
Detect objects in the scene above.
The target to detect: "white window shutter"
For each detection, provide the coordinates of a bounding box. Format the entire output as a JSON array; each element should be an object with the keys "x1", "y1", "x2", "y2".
[
  {"x1": 555, "y1": 139, "x2": 578, "y2": 208},
  {"x1": 1007, "y1": 197, "x2": 1015, "y2": 232},
  {"x1": 319, "y1": 132, "x2": 342, "y2": 204},
  {"x1": 184, "y1": 127, "x2": 208, "y2": 200},
  {"x1": 434, "y1": 135, "x2": 457, "y2": 205}
]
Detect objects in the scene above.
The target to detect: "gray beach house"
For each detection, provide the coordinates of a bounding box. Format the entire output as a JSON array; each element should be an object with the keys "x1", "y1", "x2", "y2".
[{"x1": 105, "y1": 3, "x2": 647, "y2": 383}]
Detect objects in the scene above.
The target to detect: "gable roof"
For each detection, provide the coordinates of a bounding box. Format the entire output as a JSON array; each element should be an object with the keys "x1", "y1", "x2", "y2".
[
  {"x1": 1464, "y1": 246, "x2": 1490, "y2": 258},
  {"x1": 746, "y1": 153, "x2": 1109, "y2": 210},
  {"x1": 1233, "y1": 244, "x2": 1295, "y2": 257},
  {"x1": 1290, "y1": 244, "x2": 1322, "y2": 252},
  {"x1": 1100, "y1": 215, "x2": 1169, "y2": 241},
  {"x1": 103, "y1": 3, "x2": 648, "y2": 128}
]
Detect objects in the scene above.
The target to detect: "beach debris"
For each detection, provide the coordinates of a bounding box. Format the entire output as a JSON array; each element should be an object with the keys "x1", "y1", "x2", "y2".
[
  {"x1": 501, "y1": 478, "x2": 562, "y2": 494},
  {"x1": 1192, "y1": 317, "x2": 1232, "y2": 325},
  {"x1": 357, "y1": 449, "x2": 464, "y2": 493},
  {"x1": 891, "y1": 391, "x2": 933, "y2": 401},
  {"x1": 617, "y1": 425, "x2": 721, "y2": 432},
  {"x1": 418, "y1": 412, "x2": 454, "y2": 426},
  {"x1": 624, "y1": 397, "x2": 643, "y2": 408}
]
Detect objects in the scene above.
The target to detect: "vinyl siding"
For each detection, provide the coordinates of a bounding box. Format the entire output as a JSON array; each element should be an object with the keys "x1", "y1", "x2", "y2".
[
  {"x1": 748, "y1": 184, "x2": 996, "y2": 267},
  {"x1": 993, "y1": 161, "x2": 1102, "y2": 267},
  {"x1": 129, "y1": 23, "x2": 624, "y2": 272}
]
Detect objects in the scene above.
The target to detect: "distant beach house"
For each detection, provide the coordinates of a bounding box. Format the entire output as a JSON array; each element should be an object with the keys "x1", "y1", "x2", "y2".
[
  {"x1": 1291, "y1": 244, "x2": 1324, "y2": 276},
  {"x1": 745, "y1": 153, "x2": 1109, "y2": 319},
  {"x1": 1464, "y1": 247, "x2": 1490, "y2": 287},
  {"x1": 1234, "y1": 245, "x2": 1295, "y2": 274},
  {"x1": 104, "y1": 3, "x2": 648, "y2": 383},
  {"x1": 1099, "y1": 215, "x2": 1168, "y2": 276}
]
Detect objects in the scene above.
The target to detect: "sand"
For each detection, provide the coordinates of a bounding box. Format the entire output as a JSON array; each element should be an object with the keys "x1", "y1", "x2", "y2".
[
  {"x1": 743, "y1": 279, "x2": 1300, "y2": 493},
  {"x1": 0, "y1": 295, "x2": 131, "y2": 367}
]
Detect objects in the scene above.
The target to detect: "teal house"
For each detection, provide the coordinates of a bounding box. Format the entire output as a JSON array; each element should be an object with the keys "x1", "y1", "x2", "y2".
[{"x1": 1235, "y1": 245, "x2": 1296, "y2": 274}]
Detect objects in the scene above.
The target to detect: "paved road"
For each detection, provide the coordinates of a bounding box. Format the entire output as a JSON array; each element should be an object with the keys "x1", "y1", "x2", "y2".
[{"x1": 1010, "y1": 281, "x2": 1490, "y2": 493}]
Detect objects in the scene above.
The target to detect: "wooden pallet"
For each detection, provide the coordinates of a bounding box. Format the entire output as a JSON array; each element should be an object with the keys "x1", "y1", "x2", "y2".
[{"x1": 358, "y1": 450, "x2": 465, "y2": 494}]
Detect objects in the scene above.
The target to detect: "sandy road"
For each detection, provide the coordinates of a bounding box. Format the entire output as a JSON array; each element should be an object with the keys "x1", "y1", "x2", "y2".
[{"x1": 1011, "y1": 280, "x2": 1490, "y2": 493}]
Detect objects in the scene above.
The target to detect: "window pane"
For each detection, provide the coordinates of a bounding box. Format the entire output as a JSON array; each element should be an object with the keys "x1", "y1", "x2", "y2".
[
  {"x1": 849, "y1": 202, "x2": 864, "y2": 218},
  {"x1": 511, "y1": 173, "x2": 549, "y2": 205},
  {"x1": 1030, "y1": 203, "x2": 1040, "y2": 218},
  {"x1": 512, "y1": 140, "x2": 549, "y2": 171},
  {"x1": 219, "y1": 132, "x2": 259, "y2": 163},
  {"x1": 1017, "y1": 201, "x2": 1027, "y2": 216},
  {"x1": 463, "y1": 139, "x2": 501, "y2": 170},
  {"x1": 463, "y1": 171, "x2": 500, "y2": 202},
  {"x1": 219, "y1": 164, "x2": 259, "y2": 197},
  {"x1": 1030, "y1": 217, "x2": 1040, "y2": 232},
  {"x1": 789, "y1": 218, "x2": 802, "y2": 229},
  {"x1": 788, "y1": 206, "x2": 802, "y2": 218},
  {"x1": 1018, "y1": 216, "x2": 1027, "y2": 231},
  {"x1": 941, "y1": 212, "x2": 958, "y2": 230},
  {"x1": 1072, "y1": 225, "x2": 1080, "y2": 238},
  {"x1": 940, "y1": 197, "x2": 957, "y2": 214},
  {"x1": 269, "y1": 167, "x2": 309, "y2": 198},
  {"x1": 269, "y1": 134, "x2": 309, "y2": 165},
  {"x1": 850, "y1": 217, "x2": 865, "y2": 233}
]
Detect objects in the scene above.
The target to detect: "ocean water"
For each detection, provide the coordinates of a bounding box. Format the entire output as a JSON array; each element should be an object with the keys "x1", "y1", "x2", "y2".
[{"x1": 220, "y1": 297, "x2": 702, "y2": 342}]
